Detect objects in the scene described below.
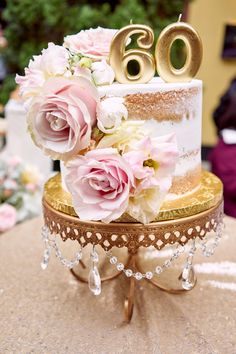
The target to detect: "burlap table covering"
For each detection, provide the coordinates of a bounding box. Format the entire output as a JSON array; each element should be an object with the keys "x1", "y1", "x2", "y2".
[{"x1": 0, "y1": 216, "x2": 236, "y2": 354}]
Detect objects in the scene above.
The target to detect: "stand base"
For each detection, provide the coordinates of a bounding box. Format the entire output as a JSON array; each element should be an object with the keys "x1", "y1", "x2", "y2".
[{"x1": 70, "y1": 253, "x2": 197, "y2": 323}]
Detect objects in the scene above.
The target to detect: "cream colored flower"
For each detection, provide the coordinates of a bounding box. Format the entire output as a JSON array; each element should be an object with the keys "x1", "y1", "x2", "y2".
[
  {"x1": 127, "y1": 187, "x2": 163, "y2": 224},
  {"x1": 91, "y1": 60, "x2": 115, "y2": 86},
  {"x1": 97, "y1": 120, "x2": 146, "y2": 152},
  {"x1": 96, "y1": 97, "x2": 128, "y2": 133}
]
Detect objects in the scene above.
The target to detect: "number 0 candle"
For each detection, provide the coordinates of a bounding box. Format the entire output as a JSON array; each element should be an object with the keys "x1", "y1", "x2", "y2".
[{"x1": 155, "y1": 20, "x2": 203, "y2": 83}]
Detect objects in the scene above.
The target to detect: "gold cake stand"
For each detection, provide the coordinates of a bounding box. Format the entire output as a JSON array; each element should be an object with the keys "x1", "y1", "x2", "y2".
[{"x1": 42, "y1": 171, "x2": 223, "y2": 322}]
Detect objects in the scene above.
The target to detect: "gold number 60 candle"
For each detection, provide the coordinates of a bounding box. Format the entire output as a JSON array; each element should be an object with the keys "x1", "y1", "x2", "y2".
[
  {"x1": 109, "y1": 24, "x2": 155, "y2": 84},
  {"x1": 155, "y1": 20, "x2": 203, "y2": 82},
  {"x1": 109, "y1": 20, "x2": 203, "y2": 83}
]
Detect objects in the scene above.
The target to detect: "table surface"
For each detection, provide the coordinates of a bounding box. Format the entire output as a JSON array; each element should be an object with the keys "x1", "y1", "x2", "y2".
[{"x1": 0, "y1": 216, "x2": 236, "y2": 354}]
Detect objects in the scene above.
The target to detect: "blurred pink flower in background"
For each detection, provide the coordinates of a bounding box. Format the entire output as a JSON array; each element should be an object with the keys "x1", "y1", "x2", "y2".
[
  {"x1": 25, "y1": 183, "x2": 38, "y2": 193},
  {"x1": 8, "y1": 156, "x2": 22, "y2": 167},
  {"x1": 0, "y1": 204, "x2": 17, "y2": 233}
]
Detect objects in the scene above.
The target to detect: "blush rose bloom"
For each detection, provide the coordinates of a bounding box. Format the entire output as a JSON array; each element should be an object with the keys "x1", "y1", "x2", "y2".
[
  {"x1": 123, "y1": 133, "x2": 179, "y2": 224},
  {"x1": 65, "y1": 148, "x2": 135, "y2": 223},
  {"x1": 0, "y1": 204, "x2": 17, "y2": 233},
  {"x1": 27, "y1": 77, "x2": 99, "y2": 160},
  {"x1": 63, "y1": 27, "x2": 117, "y2": 59},
  {"x1": 15, "y1": 43, "x2": 70, "y2": 103}
]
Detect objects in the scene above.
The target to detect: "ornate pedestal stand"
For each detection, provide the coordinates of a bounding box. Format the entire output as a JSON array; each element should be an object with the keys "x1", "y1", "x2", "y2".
[{"x1": 41, "y1": 171, "x2": 224, "y2": 322}]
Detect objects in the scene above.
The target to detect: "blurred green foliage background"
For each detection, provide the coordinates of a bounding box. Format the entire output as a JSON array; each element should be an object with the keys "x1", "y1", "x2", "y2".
[{"x1": 0, "y1": 0, "x2": 191, "y2": 104}]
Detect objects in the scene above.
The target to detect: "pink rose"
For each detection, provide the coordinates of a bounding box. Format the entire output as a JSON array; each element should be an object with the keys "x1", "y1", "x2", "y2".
[
  {"x1": 27, "y1": 77, "x2": 99, "y2": 160},
  {"x1": 16, "y1": 43, "x2": 70, "y2": 102},
  {"x1": 63, "y1": 27, "x2": 117, "y2": 59},
  {"x1": 65, "y1": 148, "x2": 135, "y2": 223},
  {"x1": 0, "y1": 204, "x2": 17, "y2": 232}
]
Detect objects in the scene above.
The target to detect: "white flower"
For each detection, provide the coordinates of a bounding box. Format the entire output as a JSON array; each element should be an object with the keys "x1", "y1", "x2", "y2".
[
  {"x1": 96, "y1": 97, "x2": 128, "y2": 133},
  {"x1": 124, "y1": 134, "x2": 179, "y2": 224},
  {"x1": 16, "y1": 43, "x2": 70, "y2": 103},
  {"x1": 91, "y1": 60, "x2": 115, "y2": 86},
  {"x1": 127, "y1": 187, "x2": 164, "y2": 224}
]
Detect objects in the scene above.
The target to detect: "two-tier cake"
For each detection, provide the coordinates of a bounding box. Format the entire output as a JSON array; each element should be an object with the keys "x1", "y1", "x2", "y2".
[{"x1": 16, "y1": 26, "x2": 222, "y2": 226}]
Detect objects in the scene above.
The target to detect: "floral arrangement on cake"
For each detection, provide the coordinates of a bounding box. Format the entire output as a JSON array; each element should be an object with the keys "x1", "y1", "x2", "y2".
[
  {"x1": 0, "y1": 156, "x2": 42, "y2": 232},
  {"x1": 16, "y1": 27, "x2": 178, "y2": 224}
]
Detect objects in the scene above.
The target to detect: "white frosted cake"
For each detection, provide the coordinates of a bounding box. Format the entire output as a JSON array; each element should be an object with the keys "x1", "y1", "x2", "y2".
[
  {"x1": 16, "y1": 26, "x2": 203, "y2": 224},
  {"x1": 61, "y1": 78, "x2": 202, "y2": 201}
]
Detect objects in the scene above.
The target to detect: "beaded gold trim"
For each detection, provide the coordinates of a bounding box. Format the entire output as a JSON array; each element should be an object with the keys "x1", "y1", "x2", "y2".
[{"x1": 43, "y1": 199, "x2": 223, "y2": 254}]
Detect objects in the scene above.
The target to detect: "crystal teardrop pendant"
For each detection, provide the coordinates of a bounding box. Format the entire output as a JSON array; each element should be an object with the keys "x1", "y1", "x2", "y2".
[
  {"x1": 88, "y1": 245, "x2": 101, "y2": 295},
  {"x1": 88, "y1": 265, "x2": 101, "y2": 296},
  {"x1": 181, "y1": 265, "x2": 195, "y2": 290},
  {"x1": 41, "y1": 248, "x2": 51, "y2": 270}
]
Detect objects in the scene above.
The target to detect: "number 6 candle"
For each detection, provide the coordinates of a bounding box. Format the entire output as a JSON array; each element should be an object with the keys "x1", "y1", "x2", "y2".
[{"x1": 109, "y1": 24, "x2": 155, "y2": 84}]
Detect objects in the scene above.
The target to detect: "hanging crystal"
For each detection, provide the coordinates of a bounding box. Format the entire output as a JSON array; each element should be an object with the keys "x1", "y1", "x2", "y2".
[
  {"x1": 41, "y1": 247, "x2": 51, "y2": 270},
  {"x1": 89, "y1": 266, "x2": 101, "y2": 296},
  {"x1": 41, "y1": 226, "x2": 51, "y2": 270},
  {"x1": 182, "y1": 264, "x2": 195, "y2": 290},
  {"x1": 181, "y1": 239, "x2": 196, "y2": 290},
  {"x1": 88, "y1": 245, "x2": 101, "y2": 296},
  {"x1": 91, "y1": 247, "x2": 99, "y2": 263}
]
